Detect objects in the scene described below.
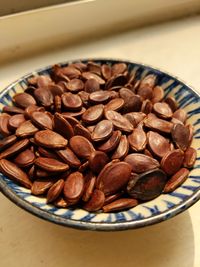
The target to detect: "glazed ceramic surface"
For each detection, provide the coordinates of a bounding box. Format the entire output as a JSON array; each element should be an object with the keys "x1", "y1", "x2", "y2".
[{"x1": 0, "y1": 59, "x2": 199, "y2": 231}]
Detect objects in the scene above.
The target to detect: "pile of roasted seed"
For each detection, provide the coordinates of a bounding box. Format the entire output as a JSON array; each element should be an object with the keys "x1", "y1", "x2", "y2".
[{"x1": 0, "y1": 61, "x2": 197, "y2": 212}]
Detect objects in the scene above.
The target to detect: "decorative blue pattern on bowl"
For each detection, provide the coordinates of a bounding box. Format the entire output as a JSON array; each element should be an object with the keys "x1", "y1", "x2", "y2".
[{"x1": 0, "y1": 59, "x2": 200, "y2": 231}]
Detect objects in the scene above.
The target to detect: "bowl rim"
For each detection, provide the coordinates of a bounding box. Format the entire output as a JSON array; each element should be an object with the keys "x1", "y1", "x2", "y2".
[{"x1": 0, "y1": 58, "x2": 200, "y2": 231}]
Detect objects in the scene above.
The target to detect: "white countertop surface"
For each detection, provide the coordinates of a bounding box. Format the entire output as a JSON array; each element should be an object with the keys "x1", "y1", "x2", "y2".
[{"x1": 0, "y1": 15, "x2": 200, "y2": 267}]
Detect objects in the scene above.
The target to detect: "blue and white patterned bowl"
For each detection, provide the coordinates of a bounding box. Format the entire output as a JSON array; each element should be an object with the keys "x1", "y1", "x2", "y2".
[{"x1": 0, "y1": 59, "x2": 200, "y2": 231}]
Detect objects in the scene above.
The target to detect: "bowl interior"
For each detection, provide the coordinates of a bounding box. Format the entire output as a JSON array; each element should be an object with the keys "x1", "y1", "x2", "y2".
[{"x1": 0, "y1": 59, "x2": 200, "y2": 231}]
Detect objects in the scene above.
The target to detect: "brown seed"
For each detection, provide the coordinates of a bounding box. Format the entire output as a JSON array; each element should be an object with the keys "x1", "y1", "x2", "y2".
[
  {"x1": 183, "y1": 147, "x2": 197, "y2": 168},
  {"x1": 0, "y1": 139, "x2": 29, "y2": 159},
  {"x1": 31, "y1": 178, "x2": 55, "y2": 195},
  {"x1": 153, "y1": 102, "x2": 173, "y2": 119},
  {"x1": 13, "y1": 93, "x2": 36, "y2": 108},
  {"x1": 171, "y1": 117, "x2": 184, "y2": 125},
  {"x1": 109, "y1": 90, "x2": 120, "y2": 99},
  {"x1": 53, "y1": 112, "x2": 74, "y2": 139},
  {"x1": 56, "y1": 147, "x2": 81, "y2": 167},
  {"x1": 82, "y1": 172, "x2": 96, "y2": 202},
  {"x1": 110, "y1": 92, "x2": 121, "y2": 101},
  {"x1": 187, "y1": 124, "x2": 194, "y2": 146},
  {"x1": 61, "y1": 92, "x2": 82, "y2": 110},
  {"x1": 104, "y1": 192, "x2": 123, "y2": 205},
  {"x1": 84, "y1": 79, "x2": 100, "y2": 93},
  {"x1": 112, "y1": 135, "x2": 129, "y2": 159},
  {"x1": 0, "y1": 113, "x2": 11, "y2": 136},
  {"x1": 37, "y1": 75, "x2": 52, "y2": 87},
  {"x1": 61, "y1": 66, "x2": 81, "y2": 79},
  {"x1": 106, "y1": 74, "x2": 127, "y2": 89},
  {"x1": 0, "y1": 135, "x2": 17, "y2": 152},
  {"x1": 16, "y1": 120, "x2": 39, "y2": 137},
  {"x1": 164, "y1": 96, "x2": 178, "y2": 112},
  {"x1": 34, "y1": 130, "x2": 68, "y2": 149},
  {"x1": 54, "y1": 95, "x2": 61, "y2": 113},
  {"x1": 24, "y1": 105, "x2": 45, "y2": 119},
  {"x1": 82, "y1": 104, "x2": 104, "y2": 124},
  {"x1": 127, "y1": 168, "x2": 167, "y2": 200},
  {"x1": 57, "y1": 81, "x2": 68, "y2": 91},
  {"x1": 52, "y1": 65, "x2": 70, "y2": 82},
  {"x1": 152, "y1": 86, "x2": 164, "y2": 103},
  {"x1": 74, "y1": 124, "x2": 91, "y2": 140},
  {"x1": 96, "y1": 161, "x2": 132, "y2": 195},
  {"x1": 54, "y1": 197, "x2": 68, "y2": 208},
  {"x1": 47, "y1": 84, "x2": 64, "y2": 97},
  {"x1": 124, "y1": 153, "x2": 160, "y2": 173},
  {"x1": 91, "y1": 120, "x2": 113, "y2": 142},
  {"x1": 38, "y1": 147, "x2": 59, "y2": 159},
  {"x1": 163, "y1": 168, "x2": 189, "y2": 193},
  {"x1": 69, "y1": 135, "x2": 95, "y2": 159},
  {"x1": 35, "y1": 168, "x2": 58, "y2": 178},
  {"x1": 66, "y1": 79, "x2": 84, "y2": 92},
  {"x1": 64, "y1": 172, "x2": 84, "y2": 202},
  {"x1": 124, "y1": 112, "x2": 146, "y2": 127},
  {"x1": 101, "y1": 64, "x2": 111, "y2": 80},
  {"x1": 31, "y1": 111, "x2": 53, "y2": 130},
  {"x1": 147, "y1": 131, "x2": 171, "y2": 158},
  {"x1": 172, "y1": 108, "x2": 187, "y2": 124},
  {"x1": 103, "y1": 198, "x2": 138, "y2": 212},
  {"x1": 119, "y1": 88, "x2": 142, "y2": 113},
  {"x1": 3, "y1": 106, "x2": 24, "y2": 115},
  {"x1": 128, "y1": 124, "x2": 147, "y2": 152},
  {"x1": 141, "y1": 99, "x2": 153, "y2": 114},
  {"x1": 62, "y1": 107, "x2": 86, "y2": 118},
  {"x1": 87, "y1": 61, "x2": 101, "y2": 75},
  {"x1": 89, "y1": 151, "x2": 109, "y2": 174},
  {"x1": 82, "y1": 72, "x2": 105, "y2": 85},
  {"x1": 7, "y1": 114, "x2": 26, "y2": 131},
  {"x1": 0, "y1": 159, "x2": 32, "y2": 188},
  {"x1": 105, "y1": 110, "x2": 133, "y2": 133},
  {"x1": 161, "y1": 149, "x2": 184, "y2": 175},
  {"x1": 47, "y1": 179, "x2": 65, "y2": 203},
  {"x1": 139, "y1": 74, "x2": 156, "y2": 89},
  {"x1": 137, "y1": 86, "x2": 153, "y2": 100},
  {"x1": 71, "y1": 62, "x2": 87, "y2": 72},
  {"x1": 89, "y1": 90, "x2": 110, "y2": 104},
  {"x1": 104, "y1": 98, "x2": 124, "y2": 112},
  {"x1": 62, "y1": 116, "x2": 79, "y2": 128},
  {"x1": 144, "y1": 113, "x2": 173, "y2": 133},
  {"x1": 78, "y1": 91, "x2": 89, "y2": 106},
  {"x1": 35, "y1": 157, "x2": 69, "y2": 172},
  {"x1": 111, "y1": 63, "x2": 127, "y2": 76},
  {"x1": 34, "y1": 88, "x2": 53, "y2": 107},
  {"x1": 126, "y1": 173, "x2": 140, "y2": 192},
  {"x1": 171, "y1": 123, "x2": 190, "y2": 151},
  {"x1": 14, "y1": 149, "x2": 35, "y2": 168},
  {"x1": 84, "y1": 189, "x2": 105, "y2": 211},
  {"x1": 98, "y1": 130, "x2": 121, "y2": 152}
]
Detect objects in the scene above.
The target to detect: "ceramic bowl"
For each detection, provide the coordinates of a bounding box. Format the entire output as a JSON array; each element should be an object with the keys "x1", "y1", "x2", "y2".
[{"x1": 0, "y1": 59, "x2": 200, "y2": 231}]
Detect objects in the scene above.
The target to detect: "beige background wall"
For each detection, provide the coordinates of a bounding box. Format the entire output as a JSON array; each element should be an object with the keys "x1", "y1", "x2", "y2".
[{"x1": 1, "y1": 0, "x2": 200, "y2": 64}]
